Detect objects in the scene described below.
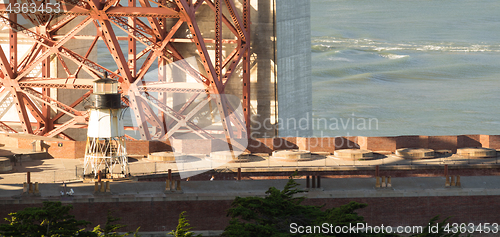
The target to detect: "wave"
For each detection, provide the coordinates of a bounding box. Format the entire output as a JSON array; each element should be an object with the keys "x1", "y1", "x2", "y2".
[
  {"x1": 311, "y1": 44, "x2": 337, "y2": 52},
  {"x1": 380, "y1": 54, "x2": 409, "y2": 60},
  {"x1": 327, "y1": 57, "x2": 352, "y2": 62},
  {"x1": 312, "y1": 61, "x2": 497, "y2": 83},
  {"x1": 312, "y1": 37, "x2": 500, "y2": 53}
]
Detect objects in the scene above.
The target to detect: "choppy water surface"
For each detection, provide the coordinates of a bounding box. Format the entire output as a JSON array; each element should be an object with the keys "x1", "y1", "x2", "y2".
[{"x1": 311, "y1": 0, "x2": 500, "y2": 136}]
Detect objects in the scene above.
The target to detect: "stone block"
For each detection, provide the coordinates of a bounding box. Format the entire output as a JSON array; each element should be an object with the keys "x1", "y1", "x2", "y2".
[
  {"x1": 458, "y1": 135, "x2": 481, "y2": 148},
  {"x1": 246, "y1": 138, "x2": 273, "y2": 154},
  {"x1": 272, "y1": 137, "x2": 298, "y2": 150},
  {"x1": 396, "y1": 135, "x2": 429, "y2": 149},
  {"x1": 359, "y1": 136, "x2": 396, "y2": 152},
  {"x1": 171, "y1": 139, "x2": 211, "y2": 155},
  {"x1": 481, "y1": 135, "x2": 500, "y2": 149},
  {"x1": 428, "y1": 136, "x2": 458, "y2": 153}
]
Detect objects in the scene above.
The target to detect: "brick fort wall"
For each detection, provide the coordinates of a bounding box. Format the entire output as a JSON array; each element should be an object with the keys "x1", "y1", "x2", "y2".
[{"x1": 0, "y1": 195, "x2": 498, "y2": 233}]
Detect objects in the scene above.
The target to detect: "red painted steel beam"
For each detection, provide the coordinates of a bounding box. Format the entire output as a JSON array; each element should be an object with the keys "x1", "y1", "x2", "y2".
[
  {"x1": 0, "y1": 27, "x2": 32, "y2": 133},
  {"x1": 21, "y1": 94, "x2": 44, "y2": 125},
  {"x1": 215, "y1": 0, "x2": 222, "y2": 82},
  {"x1": 94, "y1": 3, "x2": 134, "y2": 89},
  {"x1": 44, "y1": 117, "x2": 79, "y2": 138},
  {"x1": 21, "y1": 87, "x2": 83, "y2": 117},
  {"x1": 51, "y1": 90, "x2": 92, "y2": 123},
  {"x1": 242, "y1": 0, "x2": 251, "y2": 137},
  {"x1": 58, "y1": 132, "x2": 75, "y2": 141},
  {"x1": 139, "y1": 96, "x2": 164, "y2": 133},
  {"x1": 0, "y1": 0, "x2": 251, "y2": 141},
  {"x1": 128, "y1": 0, "x2": 137, "y2": 77},
  {"x1": 0, "y1": 121, "x2": 17, "y2": 133},
  {"x1": 0, "y1": 43, "x2": 14, "y2": 79},
  {"x1": 204, "y1": 0, "x2": 240, "y2": 38},
  {"x1": 10, "y1": 89, "x2": 33, "y2": 134},
  {"x1": 9, "y1": 2, "x2": 17, "y2": 74},
  {"x1": 106, "y1": 6, "x2": 179, "y2": 18}
]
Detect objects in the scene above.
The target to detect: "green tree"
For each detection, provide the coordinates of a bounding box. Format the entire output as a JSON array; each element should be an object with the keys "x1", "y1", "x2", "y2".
[
  {"x1": 92, "y1": 210, "x2": 139, "y2": 237},
  {"x1": 222, "y1": 173, "x2": 397, "y2": 237},
  {"x1": 0, "y1": 202, "x2": 141, "y2": 237},
  {"x1": 168, "y1": 211, "x2": 201, "y2": 237},
  {"x1": 0, "y1": 201, "x2": 93, "y2": 237}
]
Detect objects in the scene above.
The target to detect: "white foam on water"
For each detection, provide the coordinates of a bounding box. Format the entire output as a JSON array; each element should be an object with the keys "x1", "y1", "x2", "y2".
[
  {"x1": 327, "y1": 57, "x2": 352, "y2": 62},
  {"x1": 381, "y1": 54, "x2": 409, "y2": 60}
]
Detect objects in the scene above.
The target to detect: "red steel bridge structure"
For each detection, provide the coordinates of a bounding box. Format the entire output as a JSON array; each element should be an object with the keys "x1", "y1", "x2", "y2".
[{"x1": 0, "y1": 0, "x2": 251, "y2": 143}]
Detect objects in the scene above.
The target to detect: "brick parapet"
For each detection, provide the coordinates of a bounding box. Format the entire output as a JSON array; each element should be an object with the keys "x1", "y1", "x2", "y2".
[
  {"x1": 2, "y1": 134, "x2": 500, "y2": 159},
  {"x1": 0, "y1": 195, "x2": 498, "y2": 233}
]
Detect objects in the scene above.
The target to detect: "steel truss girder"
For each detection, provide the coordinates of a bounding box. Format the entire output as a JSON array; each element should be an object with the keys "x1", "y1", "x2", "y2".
[{"x1": 0, "y1": 0, "x2": 250, "y2": 142}]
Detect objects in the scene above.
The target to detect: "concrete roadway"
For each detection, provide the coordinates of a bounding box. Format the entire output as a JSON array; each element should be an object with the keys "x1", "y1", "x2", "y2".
[
  {"x1": 1, "y1": 175, "x2": 500, "y2": 203},
  {"x1": 1, "y1": 150, "x2": 499, "y2": 184}
]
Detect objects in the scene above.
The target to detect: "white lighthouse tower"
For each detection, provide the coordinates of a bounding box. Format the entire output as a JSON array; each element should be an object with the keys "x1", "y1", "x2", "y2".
[{"x1": 83, "y1": 73, "x2": 129, "y2": 178}]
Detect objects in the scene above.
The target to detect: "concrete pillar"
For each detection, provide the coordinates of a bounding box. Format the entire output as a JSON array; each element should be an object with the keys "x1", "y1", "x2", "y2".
[
  {"x1": 445, "y1": 176, "x2": 450, "y2": 187},
  {"x1": 176, "y1": 180, "x2": 181, "y2": 191},
  {"x1": 387, "y1": 176, "x2": 392, "y2": 188},
  {"x1": 94, "y1": 182, "x2": 99, "y2": 192},
  {"x1": 317, "y1": 176, "x2": 321, "y2": 188},
  {"x1": 306, "y1": 175, "x2": 310, "y2": 188},
  {"x1": 105, "y1": 181, "x2": 110, "y2": 192},
  {"x1": 23, "y1": 182, "x2": 27, "y2": 193},
  {"x1": 34, "y1": 182, "x2": 39, "y2": 194},
  {"x1": 276, "y1": 0, "x2": 312, "y2": 137},
  {"x1": 311, "y1": 175, "x2": 316, "y2": 188},
  {"x1": 450, "y1": 176, "x2": 455, "y2": 186},
  {"x1": 100, "y1": 181, "x2": 105, "y2": 192},
  {"x1": 165, "y1": 179, "x2": 171, "y2": 191},
  {"x1": 28, "y1": 182, "x2": 33, "y2": 194},
  {"x1": 375, "y1": 176, "x2": 380, "y2": 188},
  {"x1": 381, "y1": 176, "x2": 386, "y2": 188},
  {"x1": 40, "y1": 140, "x2": 45, "y2": 152},
  {"x1": 456, "y1": 175, "x2": 461, "y2": 187}
]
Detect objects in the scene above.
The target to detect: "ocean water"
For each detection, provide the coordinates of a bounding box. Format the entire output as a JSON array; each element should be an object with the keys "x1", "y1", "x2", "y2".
[{"x1": 311, "y1": 0, "x2": 500, "y2": 137}]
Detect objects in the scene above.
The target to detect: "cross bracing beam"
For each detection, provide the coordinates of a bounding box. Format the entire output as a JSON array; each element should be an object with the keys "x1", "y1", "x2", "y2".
[{"x1": 0, "y1": 0, "x2": 250, "y2": 142}]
